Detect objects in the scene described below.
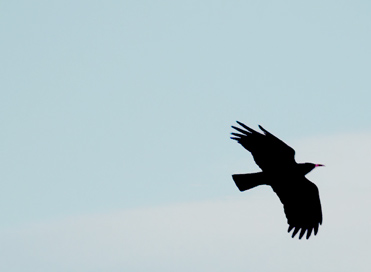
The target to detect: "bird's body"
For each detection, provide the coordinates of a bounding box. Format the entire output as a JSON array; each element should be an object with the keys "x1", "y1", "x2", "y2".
[{"x1": 231, "y1": 121, "x2": 323, "y2": 239}]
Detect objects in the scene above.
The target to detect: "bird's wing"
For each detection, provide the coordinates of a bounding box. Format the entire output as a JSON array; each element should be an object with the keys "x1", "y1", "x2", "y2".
[
  {"x1": 272, "y1": 177, "x2": 323, "y2": 239},
  {"x1": 231, "y1": 121, "x2": 296, "y2": 171}
]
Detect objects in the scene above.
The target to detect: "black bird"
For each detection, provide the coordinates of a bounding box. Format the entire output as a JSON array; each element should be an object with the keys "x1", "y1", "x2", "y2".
[{"x1": 231, "y1": 121, "x2": 323, "y2": 239}]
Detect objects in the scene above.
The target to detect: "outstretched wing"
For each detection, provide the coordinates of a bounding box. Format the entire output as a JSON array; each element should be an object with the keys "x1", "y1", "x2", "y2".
[
  {"x1": 272, "y1": 177, "x2": 323, "y2": 239},
  {"x1": 231, "y1": 121, "x2": 296, "y2": 171}
]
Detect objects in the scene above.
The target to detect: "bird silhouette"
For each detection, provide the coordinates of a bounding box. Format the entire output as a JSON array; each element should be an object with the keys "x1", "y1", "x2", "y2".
[{"x1": 231, "y1": 121, "x2": 323, "y2": 239}]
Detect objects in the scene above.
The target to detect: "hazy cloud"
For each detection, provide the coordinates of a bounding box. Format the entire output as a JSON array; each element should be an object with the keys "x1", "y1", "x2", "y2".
[{"x1": 1, "y1": 133, "x2": 371, "y2": 272}]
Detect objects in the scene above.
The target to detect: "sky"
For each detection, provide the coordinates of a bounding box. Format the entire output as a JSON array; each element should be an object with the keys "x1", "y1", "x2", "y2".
[{"x1": 1, "y1": 1, "x2": 371, "y2": 271}]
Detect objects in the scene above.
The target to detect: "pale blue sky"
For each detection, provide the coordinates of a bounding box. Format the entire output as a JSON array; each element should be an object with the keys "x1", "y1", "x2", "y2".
[{"x1": 1, "y1": 1, "x2": 371, "y2": 271}]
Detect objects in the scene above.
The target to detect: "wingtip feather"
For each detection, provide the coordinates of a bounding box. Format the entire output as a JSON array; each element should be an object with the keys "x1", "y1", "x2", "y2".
[
  {"x1": 235, "y1": 121, "x2": 255, "y2": 133},
  {"x1": 258, "y1": 125, "x2": 268, "y2": 134},
  {"x1": 299, "y1": 228, "x2": 306, "y2": 239},
  {"x1": 314, "y1": 223, "x2": 319, "y2": 235},
  {"x1": 292, "y1": 227, "x2": 300, "y2": 238},
  {"x1": 306, "y1": 228, "x2": 313, "y2": 239}
]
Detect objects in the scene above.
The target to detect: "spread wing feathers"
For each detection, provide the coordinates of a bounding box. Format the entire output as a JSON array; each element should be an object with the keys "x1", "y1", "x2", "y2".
[
  {"x1": 231, "y1": 121, "x2": 296, "y2": 171},
  {"x1": 272, "y1": 177, "x2": 323, "y2": 239}
]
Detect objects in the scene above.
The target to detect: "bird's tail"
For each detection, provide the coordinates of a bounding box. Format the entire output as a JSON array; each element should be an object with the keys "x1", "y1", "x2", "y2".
[{"x1": 232, "y1": 172, "x2": 267, "y2": 192}]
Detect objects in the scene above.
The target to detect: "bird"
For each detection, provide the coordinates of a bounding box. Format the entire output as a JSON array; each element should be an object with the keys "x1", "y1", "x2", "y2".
[{"x1": 230, "y1": 121, "x2": 323, "y2": 239}]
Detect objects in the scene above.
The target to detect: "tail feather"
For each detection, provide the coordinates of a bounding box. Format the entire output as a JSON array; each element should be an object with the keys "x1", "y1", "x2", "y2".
[{"x1": 232, "y1": 172, "x2": 266, "y2": 192}]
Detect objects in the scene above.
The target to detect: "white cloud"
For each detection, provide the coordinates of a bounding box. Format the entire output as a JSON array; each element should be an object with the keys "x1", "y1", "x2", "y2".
[{"x1": 1, "y1": 133, "x2": 371, "y2": 272}]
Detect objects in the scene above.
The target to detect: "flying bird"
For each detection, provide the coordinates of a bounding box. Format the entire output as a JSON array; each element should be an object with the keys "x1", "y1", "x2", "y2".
[{"x1": 231, "y1": 121, "x2": 323, "y2": 239}]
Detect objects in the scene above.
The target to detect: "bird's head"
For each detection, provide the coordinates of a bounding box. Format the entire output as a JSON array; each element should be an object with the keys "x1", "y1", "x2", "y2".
[{"x1": 301, "y1": 163, "x2": 325, "y2": 175}]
